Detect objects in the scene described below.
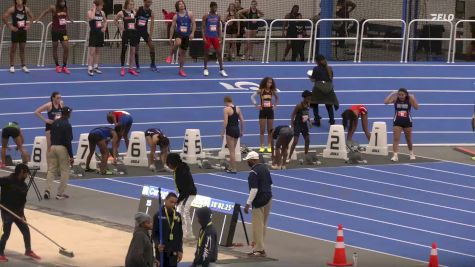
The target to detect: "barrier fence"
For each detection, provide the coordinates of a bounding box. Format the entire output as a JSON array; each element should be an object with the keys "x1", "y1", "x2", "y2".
[{"x1": 0, "y1": 18, "x2": 472, "y2": 66}]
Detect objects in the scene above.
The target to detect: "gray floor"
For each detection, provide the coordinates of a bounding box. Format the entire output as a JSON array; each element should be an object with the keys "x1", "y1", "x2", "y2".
[{"x1": 2, "y1": 146, "x2": 473, "y2": 266}]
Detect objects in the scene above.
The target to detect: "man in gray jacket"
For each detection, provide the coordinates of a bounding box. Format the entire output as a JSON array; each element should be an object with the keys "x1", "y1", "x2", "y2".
[{"x1": 125, "y1": 212, "x2": 155, "y2": 267}]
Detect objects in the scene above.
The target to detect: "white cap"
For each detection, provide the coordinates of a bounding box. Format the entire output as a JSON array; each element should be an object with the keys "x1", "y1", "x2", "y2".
[
  {"x1": 243, "y1": 151, "x2": 260, "y2": 160},
  {"x1": 307, "y1": 70, "x2": 313, "y2": 77}
]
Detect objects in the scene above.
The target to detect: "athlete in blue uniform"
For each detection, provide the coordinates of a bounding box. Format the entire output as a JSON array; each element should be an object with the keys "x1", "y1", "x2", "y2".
[
  {"x1": 85, "y1": 127, "x2": 119, "y2": 175},
  {"x1": 384, "y1": 88, "x2": 419, "y2": 161},
  {"x1": 134, "y1": 0, "x2": 157, "y2": 72},
  {"x1": 288, "y1": 90, "x2": 312, "y2": 160},
  {"x1": 202, "y1": 2, "x2": 227, "y2": 77},
  {"x1": 107, "y1": 111, "x2": 134, "y2": 149},
  {"x1": 270, "y1": 125, "x2": 293, "y2": 170},
  {"x1": 222, "y1": 96, "x2": 244, "y2": 174},
  {"x1": 166, "y1": 0, "x2": 196, "y2": 77},
  {"x1": 144, "y1": 128, "x2": 170, "y2": 171},
  {"x1": 34, "y1": 92, "x2": 64, "y2": 152}
]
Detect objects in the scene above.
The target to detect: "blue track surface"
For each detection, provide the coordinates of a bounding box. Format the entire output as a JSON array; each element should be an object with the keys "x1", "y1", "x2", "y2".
[
  {"x1": 69, "y1": 162, "x2": 475, "y2": 266},
  {"x1": 0, "y1": 62, "x2": 474, "y2": 265},
  {"x1": 0, "y1": 62, "x2": 474, "y2": 152}
]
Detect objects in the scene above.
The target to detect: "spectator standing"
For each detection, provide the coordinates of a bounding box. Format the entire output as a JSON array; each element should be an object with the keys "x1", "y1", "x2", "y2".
[
  {"x1": 225, "y1": 3, "x2": 238, "y2": 59},
  {"x1": 309, "y1": 55, "x2": 339, "y2": 126},
  {"x1": 166, "y1": 153, "x2": 197, "y2": 240},
  {"x1": 237, "y1": 0, "x2": 264, "y2": 61},
  {"x1": 44, "y1": 106, "x2": 73, "y2": 200},
  {"x1": 289, "y1": 13, "x2": 307, "y2": 61},
  {"x1": 0, "y1": 164, "x2": 41, "y2": 262},
  {"x1": 281, "y1": 5, "x2": 300, "y2": 61},
  {"x1": 125, "y1": 212, "x2": 155, "y2": 267},
  {"x1": 153, "y1": 193, "x2": 183, "y2": 267},
  {"x1": 335, "y1": 0, "x2": 356, "y2": 48},
  {"x1": 243, "y1": 151, "x2": 273, "y2": 257}
]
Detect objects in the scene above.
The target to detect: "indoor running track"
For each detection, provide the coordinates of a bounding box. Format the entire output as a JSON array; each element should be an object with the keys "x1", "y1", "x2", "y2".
[
  {"x1": 0, "y1": 62, "x2": 474, "y2": 154},
  {"x1": 69, "y1": 161, "x2": 475, "y2": 266}
]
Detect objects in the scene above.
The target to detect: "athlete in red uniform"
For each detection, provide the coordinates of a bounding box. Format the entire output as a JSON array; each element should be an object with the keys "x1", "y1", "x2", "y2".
[{"x1": 341, "y1": 104, "x2": 370, "y2": 141}]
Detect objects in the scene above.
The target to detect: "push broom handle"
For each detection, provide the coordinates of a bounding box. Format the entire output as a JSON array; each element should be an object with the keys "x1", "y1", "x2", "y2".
[{"x1": 0, "y1": 203, "x2": 65, "y2": 249}]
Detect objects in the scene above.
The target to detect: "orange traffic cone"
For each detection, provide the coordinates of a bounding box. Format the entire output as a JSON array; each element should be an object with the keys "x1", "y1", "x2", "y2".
[
  {"x1": 328, "y1": 224, "x2": 353, "y2": 266},
  {"x1": 428, "y1": 243, "x2": 439, "y2": 267}
]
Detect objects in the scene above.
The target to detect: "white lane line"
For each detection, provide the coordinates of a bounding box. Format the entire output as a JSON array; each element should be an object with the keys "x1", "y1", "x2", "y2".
[
  {"x1": 357, "y1": 166, "x2": 475, "y2": 190},
  {"x1": 107, "y1": 175, "x2": 475, "y2": 257},
  {"x1": 406, "y1": 164, "x2": 475, "y2": 179},
  {"x1": 0, "y1": 89, "x2": 473, "y2": 101},
  {"x1": 308, "y1": 168, "x2": 475, "y2": 203},
  {"x1": 0, "y1": 103, "x2": 472, "y2": 116}
]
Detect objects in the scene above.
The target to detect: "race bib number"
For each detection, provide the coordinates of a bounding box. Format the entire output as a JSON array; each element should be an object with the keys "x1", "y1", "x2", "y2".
[
  {"x1": 397, "y1": 111, "x2": 408, "y2": 118},
  {"x1": 302, "y1": 115, "x2": 309, "y2": 123},
  {"x1": 297, "y1": 34, "x2": 303, "y2": 38},
  {"x1": 138, "y1": 19, "x2": 147, "y2": 26},
  {"x1": 209, "y1": 25, "x2": 217, "y2": 32},
  {"x1": 54, "y1": 114, "x2": 61, "y2": 120},
  {"x1": 263, "y1": 100, "x2": 272, "y2": 108},
  {"x1": 128, "y1": 23, "x2": 135, "y2": 30},
  {"x1": 59, "y1": 18, "x2": 67, "y2": 26},
  {"x1": 180, "y1": 26, "x2": 188, "y2": 33},
  {"x1": 96, "y1": 21, "x2": 103, "y2": 28},
  {"x1": 63, "y1": 35, "x2": 69, "y2": 41},
  {"x1": 17, "y1": 21, "x2": 25, "y2": 28}
]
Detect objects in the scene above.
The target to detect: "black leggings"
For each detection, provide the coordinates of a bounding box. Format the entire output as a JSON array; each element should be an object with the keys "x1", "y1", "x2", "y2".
[
  {"x1": 0, "y1": 212, "x2": 31, "y2": 255},
  {"x1": 313, "y1": 104, "x2": 335, "y2": 123}
]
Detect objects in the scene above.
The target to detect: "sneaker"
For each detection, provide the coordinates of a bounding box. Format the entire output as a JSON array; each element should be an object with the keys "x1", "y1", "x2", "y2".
[
  {"x1": 85, "y1": 167, "x2": 96, "y2": 172},
  {"x1": 94, "y1": 68, "x2": 102, "y2": 74},
  {"x1": 259, "y1": 147, "x2": 265, "y2": 153},
  {"x1": 281, "y1": 165, "x2": 287, "y2": 170},
  {"x1": 203, "y1": 68, "x2": 209, "y2": 76},
  {"x1": 128, "y1": 68, "x2": 138, "y2": 76},
  {"x1": 43, "y1": 190, "x2": 50, "y2": 200},
  {"x1": 55, "y1": 66, "x2": 62, "y2": 73},
  {"x1": 166, "y1": 56, "x2": 172, "y2": 64},
  {"x1": 248, "y1": 250, "x2": 266, "y2": 257},
  {"x1": 0, "y1": 255, "x2": 8, "y2": 262},
  {"x1": 101, "y1": 169, "x2": 114, "y2": 175},
  {"x1": 25, "y1": 250, "x2": 41, "y2": 260},
  {"x1": 178, "y1": 69, "x2": 187, "y2": 77},
  {"x1": 120, "y1": 67, "x2": 126, "y2": 76},
  {"x1": 240, "y1": 55, "x2": 246, "y2": 60},
  {"x1": 55, "y1": 194, "x2": 69, "y2": 200},
  {"x1": 266, "y1": 147, "x2": 272, "y2": 153},
  {"x1": 271, "y1": 165, "x2": 281, "y2": 170},
  {"x1": 9, "y1": 66, "x2": 15, "y2": 73},
  {"x1": 62, "y1": 66, "x2": 71, "y2": 74},
  {"x1": 391, "y1": 155, "x2": 399, "y2": 162},
  {"x1": 149, "y1": 164, "x2": 156, "y2": 171},
  {"x1": 88, "y1": 69, "x2": 94, "y2": 76},
  {"x1": 135, "y1": 67, "x2": 141, "y2": 73},
  {"x1": 220, "y1": 70, "x2": 228, "y2": 77},
  {"x1": 248, "y1": 56, "x2": 255, "y2": 61},
  {"x1": 410, "y1": 153, "x2": 416, "y2": 160},
  {"x1": 225, "y1": 168, "x2": 237, "y2": 174},
  {"x1": 22, "y1": 66, "x2": 30, "y2": 73},
  {"x1": 150, "y1": 64, "x2": 158, "y2": 72}
]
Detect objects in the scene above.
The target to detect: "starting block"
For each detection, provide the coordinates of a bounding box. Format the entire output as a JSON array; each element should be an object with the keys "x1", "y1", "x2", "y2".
[
  {"x1": 180, "y1": 129, "x2": 205, "y2": 164},
  {"x1": 198, "y1": 158, "x2": 229, "y2": 170},
  {"x1": 218, "y1": 137, "x2": 242, "y2": 161},
  {"x1": 75, "y1": 133, "x2": 97, "y2": 167},
  {"x1": 298, "y1": 153, "x2": 322, "y2": 165},
  {"x1": 323, "y1": 125, "x2": 348, "y2": 160},
  {"x1": 366, "y1": 122, "x2": 388, "y2": 156},
  {"x1": 71, "y1": 165, "x2": 86, "y2": 177},
  {"x1": 124, "y1": 131, "x2": 148, "y2": 167},
  {"x1": 29, "y1": 136, "x2": 48, "y2": 173}
]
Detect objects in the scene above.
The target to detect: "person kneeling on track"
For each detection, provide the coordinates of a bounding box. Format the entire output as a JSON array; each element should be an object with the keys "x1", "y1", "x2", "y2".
[
  {"x1": 341, "y1": 104, "x2": 371, "y2": 141},
  {"x1": 1, "y1": 122, "x2": 29, "y2": 168},
  {"x1": 85, "y1": 127, "x2": 119, "y2": 175},
  {"x1": 270, "y1": 125, "x2": 293, "y2": 170},
  {"x1": 145, "y1": 128, "x2": 170, "y2": 172}
]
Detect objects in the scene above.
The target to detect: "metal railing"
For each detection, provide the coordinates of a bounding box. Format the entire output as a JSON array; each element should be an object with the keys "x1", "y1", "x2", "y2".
[
  {"x1": 0, "y1": 21, "x2": 45, "y2": 67},
  {"x1": 452, "y1": 19, "x2": 475, "y2": 63},
  {"x1": 222, "y1": 19, "x2": 269, "y2": 63},
  {"x1": 266, "y1": 19, "x2": 314, "y2": 63},
  {"x1": 41, "y1": 20, "x2": 89, "y2": 66},
  {"x1": 313, "y1": 18, "x2": 360, "y2": 63},
  {"x1": 405, "y1": 19, "x2": 453, "y2": 63},
  {"x1": 358, "y1": 19, "x2": 406, "y2": 63}
]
